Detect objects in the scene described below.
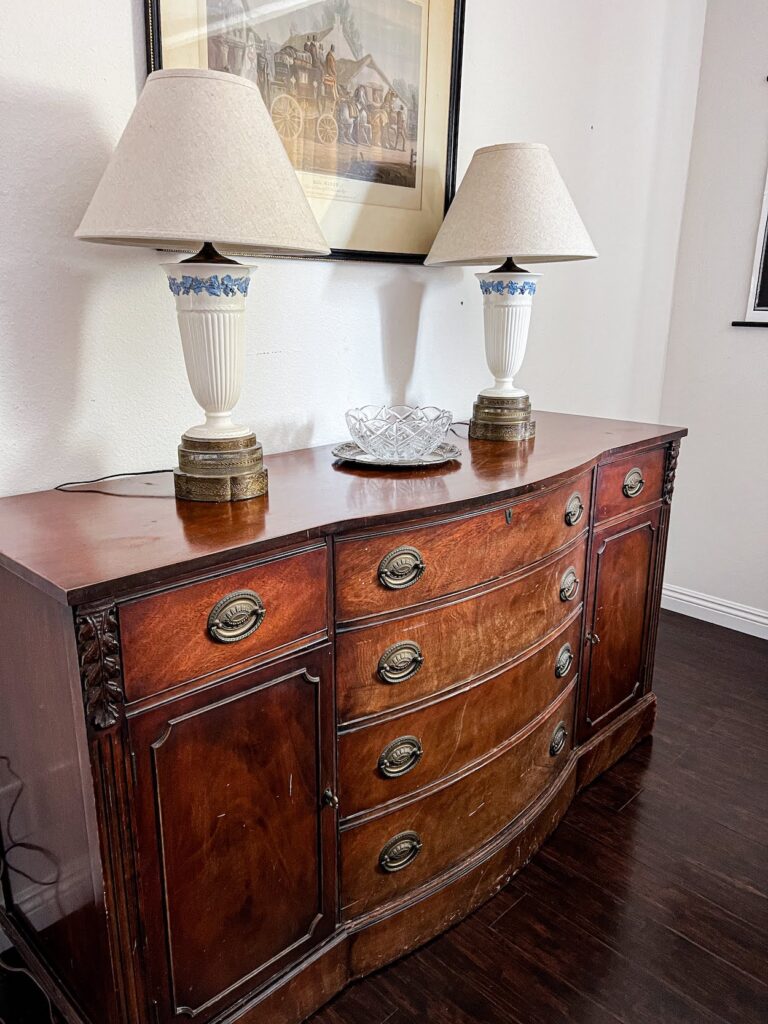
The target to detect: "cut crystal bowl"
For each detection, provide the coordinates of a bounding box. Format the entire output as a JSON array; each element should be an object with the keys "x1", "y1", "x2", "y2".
[{"x1": 345, "y1": 406, "x2": 453, "y2": 461}]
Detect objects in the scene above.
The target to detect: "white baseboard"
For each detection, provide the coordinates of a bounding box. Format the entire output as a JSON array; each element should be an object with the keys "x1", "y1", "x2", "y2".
[{"x1": 662, "y1": 584, "x2": 768, "y2": 640}]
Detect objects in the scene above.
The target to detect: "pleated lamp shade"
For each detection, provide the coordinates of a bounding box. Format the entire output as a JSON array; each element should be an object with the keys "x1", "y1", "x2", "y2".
[
  {"x1": 426, "y1": 143, "x2": 597, "y2": 266},
  {"x1": 76, "y1": 68, "x2": 330, "y2": 256}
]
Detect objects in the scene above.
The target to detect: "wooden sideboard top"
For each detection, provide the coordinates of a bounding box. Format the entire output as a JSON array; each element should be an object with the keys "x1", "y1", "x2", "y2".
[{"x1": 0, "y1": 411, "x2": 686, "y2": 606}]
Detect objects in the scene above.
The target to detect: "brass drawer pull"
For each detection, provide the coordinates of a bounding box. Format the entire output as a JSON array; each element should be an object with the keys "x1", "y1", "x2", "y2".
[
  {"x1": 378, "y1": 546, "x2": 425, "y2": 590},
  {"x1": 378, "y1": 640, "x2": 424, "y2": 684},
  {"x1": 549, "y1": 722, "x2": 568, "y2": 757},
  {"x1": 379, "y1": 831, "x2": 422, "y2": 873},
  {"x1": 564, "y1": 492, "x2": 585, "y2": 527},
  {"x1": 559, "y1": 568, "x2": 580, "y2": 602},
  {"x1": 622, "y1": 467, "x2": 645, "y2": 498},
  {"x1": 555, "y1": 643, "x2": 574, "y2": 678},
  {"x1": 207, "y1": 590, "x2": 266, "y2": 644},
  {"x1": 378, "y1": 736, "x2": 423, "y2": 778},
  {"x1": 586, "y1": 631, "x2": 601, "y2": 646}
]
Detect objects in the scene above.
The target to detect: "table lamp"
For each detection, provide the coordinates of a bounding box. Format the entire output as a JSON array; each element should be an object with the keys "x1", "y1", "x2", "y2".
[
  {"x1": 76, "y1": 69, "x2": 330, "y2": 501},
  {"x1": 426, "y1": 143, "x2": 597, "y2": 441}
]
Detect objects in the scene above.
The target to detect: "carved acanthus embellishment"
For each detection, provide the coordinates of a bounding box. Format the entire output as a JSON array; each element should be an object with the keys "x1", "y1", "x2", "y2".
[
  {"x1": 663, "y1": 440, "x2": 681, "y2": 504},
  {"x1": 76, "y1": 605, "x2": 125, "y2": 730}
]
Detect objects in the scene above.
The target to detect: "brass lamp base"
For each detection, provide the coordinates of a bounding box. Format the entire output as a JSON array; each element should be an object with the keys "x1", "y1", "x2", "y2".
[
  {"x1": 469, "y1": 394, "x2": 536, "y2": 442},
  {"x1": 173, "y1": 434, "x2": 268, "y2": 503}
]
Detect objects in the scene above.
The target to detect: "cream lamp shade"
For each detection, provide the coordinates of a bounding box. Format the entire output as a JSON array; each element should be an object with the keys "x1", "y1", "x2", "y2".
[
  {"x1": 76, "y1": 68, "x2": 330, "y2": 503},
  {"x1": 425, "y1": 142, "x2": 597, "y2": 444},
  {"x1": 76, "y1": 68, "x2": 329, "y2": 256},
  {"x1": 425, "y1": 143, "x2": 597, "y2": 266}
]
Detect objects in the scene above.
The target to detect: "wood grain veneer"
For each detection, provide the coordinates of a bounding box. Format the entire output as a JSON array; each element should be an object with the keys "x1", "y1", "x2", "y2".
[
  {"x1": 0, "y1": 412, "x2": 684, "y2": 606},
  {"x1": 594, "y1": 446, "x2": 665, "y2": 521},
  {"x1": 337, "y1": 616, "x2": 581, "y2": 817},
  {"x1": 120, "y1": 544, "x2": 327, "y2": 699},
  {"x1": 339, "y1": 687, "x2": 576, "y2": 920},
  {"x1": 335, "y1": 469, "x2": 591, "y2": 622},
  {"x1": 336, "y1": 540, "x2": 587, "y2": 723}
]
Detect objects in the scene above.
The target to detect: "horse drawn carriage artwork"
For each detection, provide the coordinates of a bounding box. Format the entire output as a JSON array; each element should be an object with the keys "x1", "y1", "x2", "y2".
[{"x1": 206, "y1": 2, "x2": 421, "y2": 190}]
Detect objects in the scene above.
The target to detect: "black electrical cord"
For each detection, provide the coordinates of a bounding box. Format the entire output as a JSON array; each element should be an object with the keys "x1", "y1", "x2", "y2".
[
  {"x1": 0, "y1": 757, "x2": 60, "y2": 1024},
  {"x1": 54, "y1": 468, "x2": 173, "y2": 497}
]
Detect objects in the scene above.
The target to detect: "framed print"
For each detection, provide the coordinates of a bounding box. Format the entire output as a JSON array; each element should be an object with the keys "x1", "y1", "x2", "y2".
[
  {"x1": 735, "y1": 163, "x2": 768, "y2": 325},
  {"x1": 145, "y1": 0, "x2": 466, "y2": 262}
]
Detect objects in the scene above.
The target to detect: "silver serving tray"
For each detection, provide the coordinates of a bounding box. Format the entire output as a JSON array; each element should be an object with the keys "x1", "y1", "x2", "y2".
[{"x1": 332, "y1": 441, "x2": 461, "y2": 468}]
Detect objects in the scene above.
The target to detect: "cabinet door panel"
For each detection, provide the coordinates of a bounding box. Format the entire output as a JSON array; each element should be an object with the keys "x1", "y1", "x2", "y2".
[
  {"x1": 580, "y1": 509, "x2": 661, "y2": 739},
  {"x1": 128, "y1": 649, "x2": 336, "y2": 1023}
]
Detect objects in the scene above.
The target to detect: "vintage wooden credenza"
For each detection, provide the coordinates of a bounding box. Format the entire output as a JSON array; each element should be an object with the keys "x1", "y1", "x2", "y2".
[{"x1": 0, "y1": 412, "x2": 685, "y2": 1024}]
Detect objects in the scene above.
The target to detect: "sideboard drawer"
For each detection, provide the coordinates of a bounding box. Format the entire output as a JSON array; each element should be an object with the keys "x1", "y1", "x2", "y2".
[
  {"x1": 340, "y1": 687, "x2": 575, "y2": 919},
  {"x1": 337, "y1": 540, "x2": 586, "y2": 723},
  {"x1": 595, "y1": 448, "x2": 665, "y2": 521},
  {"x1": 335, "y1": 471, "x2": 592, "y2": 622},
  {"x1": 121, "y1": 545, "x2": 328, "y2": 700},
  {"x1": 338, "y1": 617, "x2": 581, "y2": 818}
]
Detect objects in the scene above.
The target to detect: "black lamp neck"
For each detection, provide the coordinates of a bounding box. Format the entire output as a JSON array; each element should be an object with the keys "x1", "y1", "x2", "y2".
[
  {"x1": 181, "y1": 242, "x2": 240, "y2": 266},
  {"x1": 492, "y1": 256, "x2": 529, "y2": 273}
]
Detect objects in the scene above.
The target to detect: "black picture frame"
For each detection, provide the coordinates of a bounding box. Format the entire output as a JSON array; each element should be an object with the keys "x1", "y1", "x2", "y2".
[{"x1": 144, "y1": 0, "x2": 466, "y2": 264}]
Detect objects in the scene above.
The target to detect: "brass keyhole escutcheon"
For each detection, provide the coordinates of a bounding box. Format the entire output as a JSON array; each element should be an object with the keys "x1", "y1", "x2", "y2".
[
  {"x1": 378, "y1": 546, "x2": 425, "y2": 590},
  {"x1": 208, "y1": 590, "x2": 266, "y2": 643}
]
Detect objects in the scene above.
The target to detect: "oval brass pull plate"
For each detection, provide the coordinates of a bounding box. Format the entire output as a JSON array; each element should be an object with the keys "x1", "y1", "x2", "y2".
[
  {"x1": 555, "y1": 643, "x2": 574, "y2": 678},
  {"x1": 379, "y1": 831, "x2": 423, "y2": 873},
  {"x1": 559, "y1": 568, "x2": 580, "y2": 602},
  {"x1": 378, "y1": 736, "x2": 423, "y2": 778},
  {"x1": 378, "y1": 546, "x2": 425, "y2": 590},
  {"x1": 564, "y1": 492, "x2": 585, "y2": 527},
  {"x1": 208, "y1": 590, "x2": 266, "y2": 644},
  {"x1": 622, "y1": 467, "x2": 645, "y2": 498},
  {"x1": 549, "y1": 722, "x2": 568, "y2": 757},
  {"x1": 377, "y1": 640, "x2": 424, "y2": 684}
]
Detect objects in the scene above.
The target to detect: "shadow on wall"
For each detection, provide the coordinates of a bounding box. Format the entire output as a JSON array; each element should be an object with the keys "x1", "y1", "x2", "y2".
[
  {"x1": 377, "y1": 269, "x2": 425, "y2": 405},
  {"x1": 0, "y1": 82, "x2": 115, "y2": 489}
]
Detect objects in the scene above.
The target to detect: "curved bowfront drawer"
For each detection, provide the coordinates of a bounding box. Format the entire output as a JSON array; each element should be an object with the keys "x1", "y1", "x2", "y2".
[
  {"x1": 340, "y1": 686, "x2": 575, "y2": 920},
  {"x1": 595, "y1": 448, "x2": 665, "y2": 521},
  {"x1": 337, "y1": 540, "x2": 586, "y2": 723},
  {"x1": 120, "y1": 545, "x2": 328, "y2": 700},
  {"x1": 335, "y1": 471, "x2": 592, "y2": 622},
  {"x1": 338, "y1": 617, "x2": 581, "y2": 817}
]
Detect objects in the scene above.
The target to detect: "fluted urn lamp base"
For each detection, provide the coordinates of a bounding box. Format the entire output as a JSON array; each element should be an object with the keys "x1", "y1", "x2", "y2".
[
  {"x1": 469, "y1": 394, "x2": 536, "y2": 442},
  {"x1": 162, "y1": 252, "x2": 269, "y2": 502},
  {"x1": 173, "y1": 433, "x2": 268, "y2": 503},
  {"x1": 470, "y1": 267, "x2": 540, "y2": 443}
]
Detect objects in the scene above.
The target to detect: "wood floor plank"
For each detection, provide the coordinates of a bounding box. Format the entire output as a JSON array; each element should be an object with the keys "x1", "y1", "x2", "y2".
[
  {"x1": 514, "y1": 855, "x2": 768, "y2": 1021},
  {"x1": 428, "y1": 913, "x2": 622, "y2": 1024},
  {"x1": 536, "y1": 821, "x2": 768, "y2": 984}
]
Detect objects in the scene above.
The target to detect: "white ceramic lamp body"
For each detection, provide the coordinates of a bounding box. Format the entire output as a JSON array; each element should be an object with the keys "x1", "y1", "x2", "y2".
[
  {"x1": 163, "y1": 262, "x2": 252, "y2": 440},
  {"x1": 476, "y1": 272, "x2": 540, "y2": 398}
]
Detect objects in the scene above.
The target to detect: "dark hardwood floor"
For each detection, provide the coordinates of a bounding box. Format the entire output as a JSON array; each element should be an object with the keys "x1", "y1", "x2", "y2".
[{"x1": 2, "y1": 611, "x2": 766, "y2": 1024}]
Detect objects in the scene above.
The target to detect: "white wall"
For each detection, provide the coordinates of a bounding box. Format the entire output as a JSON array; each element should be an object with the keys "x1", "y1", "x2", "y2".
[
  {"x1": 0, "y1": 0, "x2": 705, "y2": 499},
  {"x1": 660, "y1": 0, "x2": 768, "y2": 634}
]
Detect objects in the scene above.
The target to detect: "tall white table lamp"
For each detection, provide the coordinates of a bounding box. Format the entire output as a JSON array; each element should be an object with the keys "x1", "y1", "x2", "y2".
[
  {"x1": 76, "y1": 68, "x2": 330, "y2": 501},
  {"x1": 426, "y1": 143, "x2": 597, "y2": 441}
]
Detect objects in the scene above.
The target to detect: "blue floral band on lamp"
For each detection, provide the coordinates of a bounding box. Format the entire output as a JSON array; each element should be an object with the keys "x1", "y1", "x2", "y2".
[
  {"x1": 167, "y1": 274, "x2": 250, "y2": 298},
  {"x1": 479, "y1": 279, "x2": 537, "y2": 296}
]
